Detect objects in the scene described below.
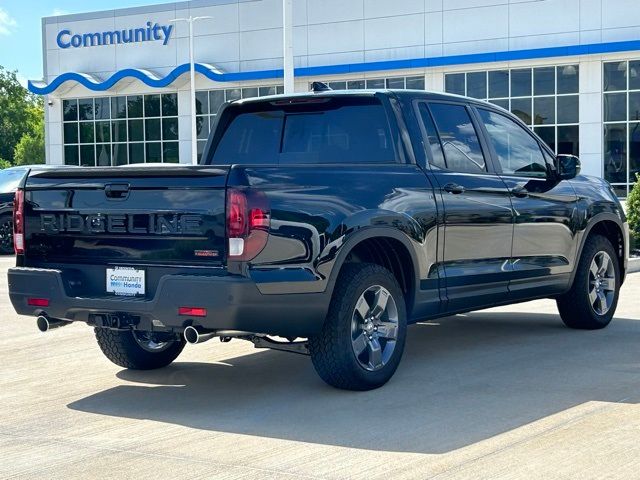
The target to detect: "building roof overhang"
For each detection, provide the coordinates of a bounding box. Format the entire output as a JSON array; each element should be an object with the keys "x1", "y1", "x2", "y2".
[{"x1": 28, "y1": 39, "x2": 640, "y2": 96}]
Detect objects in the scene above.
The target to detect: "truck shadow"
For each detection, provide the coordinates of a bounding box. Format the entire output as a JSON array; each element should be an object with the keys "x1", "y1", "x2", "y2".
[{"x1": 67, "y1": 311, "x2": 640, "y2": 454}]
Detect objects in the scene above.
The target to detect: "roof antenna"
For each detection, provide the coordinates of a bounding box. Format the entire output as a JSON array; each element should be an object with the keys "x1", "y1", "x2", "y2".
[{"x1": 310, "y1": 82, "x2": 332, "y2": 93}]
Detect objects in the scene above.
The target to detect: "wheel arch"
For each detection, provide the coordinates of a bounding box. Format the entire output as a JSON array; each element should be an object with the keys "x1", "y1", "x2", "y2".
[
  {"x1": 325, "y1": 228, "x2": 421, "y2": 317},
  {"x1": 572, "y1": 213, "x2": 627, "y2": 285}
]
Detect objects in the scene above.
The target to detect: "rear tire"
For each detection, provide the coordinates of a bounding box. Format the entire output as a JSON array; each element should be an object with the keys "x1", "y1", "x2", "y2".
[
  {"x1": 557, "y1": 235, "x2": 620, "y2": 330},
  {"x1": 95, "y1": 329, "x2": 185, "y2": 370},
  {"x1": 309, "y1": 263, "x2": 407, "y2": 391}
]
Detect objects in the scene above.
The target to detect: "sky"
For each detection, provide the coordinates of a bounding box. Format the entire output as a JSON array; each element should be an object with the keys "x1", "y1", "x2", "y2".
[{"x1": 0, "y1": 0, "x2": 174, "y2": 85}]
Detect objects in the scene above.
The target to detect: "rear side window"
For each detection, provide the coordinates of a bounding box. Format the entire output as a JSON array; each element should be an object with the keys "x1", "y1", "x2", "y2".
[
  {"x1": 417, "y1": 103, "x2": 446, "y2": 169},
  {"x1": 427, "y1": 103, "x2": 486, "y2": 174},
  {"x1": 209, "y1": 97, "x2": 398, "y2": 165}
]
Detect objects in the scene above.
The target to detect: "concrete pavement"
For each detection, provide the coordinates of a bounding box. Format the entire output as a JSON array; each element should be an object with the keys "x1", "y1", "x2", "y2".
[{"x1": 1, "y1": 255, "x2": 639, "y2": 479}]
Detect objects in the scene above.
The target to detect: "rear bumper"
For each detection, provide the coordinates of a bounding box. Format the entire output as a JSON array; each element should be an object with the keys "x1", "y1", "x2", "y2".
[{"x1": 8, "y1": 267, "x2": 329, "y2": 337}]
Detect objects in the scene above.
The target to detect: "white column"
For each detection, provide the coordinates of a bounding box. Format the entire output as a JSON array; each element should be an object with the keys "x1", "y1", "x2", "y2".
[
  {"x1": 426, "y1": 71, "x2": 444, "y2": 92},
  {"x1": 178, "y1": 89, "x2": 194, "y2": 165},
  {"x1": 283, "y1": 0, "x2": 294, "y2": 94},
  {"x1": 189, "y1": 19, "x2": 198, "y2": 165},
  {"x1": 46, "y1": 99, "x2": 63, "y2": 165},
  {"x1": 578, "y1": 58, "x2": 604, "y2": 178}
]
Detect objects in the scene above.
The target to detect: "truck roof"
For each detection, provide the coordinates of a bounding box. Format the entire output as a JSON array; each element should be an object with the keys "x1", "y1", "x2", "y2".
[{"x1": 232, "y1": 88, "x2": 486, "y2": 107}]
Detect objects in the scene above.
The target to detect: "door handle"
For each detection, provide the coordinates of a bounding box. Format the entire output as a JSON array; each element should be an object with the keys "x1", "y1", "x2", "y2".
[
  {"x1": 443, "y1": 183, "x2": 465, "y2": 194},
  {"x1": 510, "y1": 185, "x2": 529, "y2": 198}
]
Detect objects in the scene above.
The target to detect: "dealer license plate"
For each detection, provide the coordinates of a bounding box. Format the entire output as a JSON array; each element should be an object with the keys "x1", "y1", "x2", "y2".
[{"x1": 106, "y1": 266, "x2": 145, "y2": 296}]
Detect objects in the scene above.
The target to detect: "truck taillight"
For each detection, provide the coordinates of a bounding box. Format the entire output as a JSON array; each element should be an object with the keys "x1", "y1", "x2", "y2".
[
  {"x1": 178, "y1": 307, "x2": 207, "y2": 317},
  {"x1": 227, "y1": 190, "x2": 248, "y2": 238},
  {"x1": 226, "y1": 189, "x2": 270, "y2": 260},
  {"x1": 13, "y1": 189, "x2": 24, "y2": 255}
]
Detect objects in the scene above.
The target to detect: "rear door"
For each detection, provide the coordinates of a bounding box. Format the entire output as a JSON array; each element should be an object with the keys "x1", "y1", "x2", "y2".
[{"x1": 416, "y1": 101, "x2": 514, "y2": 311}]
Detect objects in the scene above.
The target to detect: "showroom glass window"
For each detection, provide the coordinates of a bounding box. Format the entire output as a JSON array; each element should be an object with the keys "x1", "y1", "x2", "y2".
[
  {"x1": 603, "y1": 60, "x2": 640, "y2": 197},
  {"x1": 314, "y1": 75, "x2": 425, "y2": 92},
  {"x1": 62, "y1": 93, "x2": 179, "y2": 166},
  {"x1": 195, "y1": 85, "x2": 284, "y2": 162},
  {"x1": 444, "y1": 65, "x2": 579, "y2": 157}
]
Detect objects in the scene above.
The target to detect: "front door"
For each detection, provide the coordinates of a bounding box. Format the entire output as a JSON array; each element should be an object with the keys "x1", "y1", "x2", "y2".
[
  {"x1": 417, "y1": 101, "x2": 514, "y2": 312},
  {"x1": 474, "y1": 106, "x2": 578, "y2": 298}
]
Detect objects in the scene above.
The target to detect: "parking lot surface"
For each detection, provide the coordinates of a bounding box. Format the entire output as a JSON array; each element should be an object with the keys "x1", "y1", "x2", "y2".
[{"x1": 1, "y1": 255, "x2": 639, "y2": 479}]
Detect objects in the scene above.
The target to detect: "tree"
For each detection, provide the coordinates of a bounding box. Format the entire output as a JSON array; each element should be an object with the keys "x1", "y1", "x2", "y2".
[
  {"x1": 0, "y1": 158, "x2": 11, "y2": 169},
  {"x1": 0, "y1": 66, "x2": 44, "y2": 164},
  {"x1": 14, "y1": 131, "x2": 45, "y2": 166},
  {"x1": 13, "y1": 108, "x2": 45, "y2": 165}
]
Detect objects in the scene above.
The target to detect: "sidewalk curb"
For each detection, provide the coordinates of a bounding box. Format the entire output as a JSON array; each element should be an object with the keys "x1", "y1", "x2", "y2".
[{"x1": 629, "y1": 257, "x2": 640, "y2": 274}]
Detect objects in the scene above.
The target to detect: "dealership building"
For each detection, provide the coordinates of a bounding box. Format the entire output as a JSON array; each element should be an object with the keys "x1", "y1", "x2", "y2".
[{"x1": 32, "y1": 0, "x2": 640, "y2": 196}]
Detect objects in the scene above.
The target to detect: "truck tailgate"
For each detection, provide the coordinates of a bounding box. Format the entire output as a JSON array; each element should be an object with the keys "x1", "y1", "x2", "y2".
[{"x1": 22, "y1": 166, "x2": 229, "y2": 266}]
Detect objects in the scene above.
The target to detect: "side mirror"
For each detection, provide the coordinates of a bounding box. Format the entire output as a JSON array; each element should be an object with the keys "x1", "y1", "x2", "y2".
[{"x1": 556, "y1": 154, "x2": 581, "y2": 180}]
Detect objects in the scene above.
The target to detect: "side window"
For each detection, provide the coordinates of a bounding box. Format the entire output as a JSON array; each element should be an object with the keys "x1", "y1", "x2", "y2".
[
  {"x1": 428, "y1": 103, "x2": 487, "y2": 174},
  {"x1": 478, "y1": 108, "x2": 548, "y2": 178},
  {"x1": 417, "y1": 103, "x2": 446, "y2": 169}
]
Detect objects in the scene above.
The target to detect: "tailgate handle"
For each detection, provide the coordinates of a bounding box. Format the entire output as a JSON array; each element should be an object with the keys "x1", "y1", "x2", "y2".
[{"x1": 105, "y1": 183, "x2": 130, "y2": 200}]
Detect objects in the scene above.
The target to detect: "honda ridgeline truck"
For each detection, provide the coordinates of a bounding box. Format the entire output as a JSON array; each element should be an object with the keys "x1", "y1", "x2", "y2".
[{"x1": 8, "y1": 89, "x2": 629, "y2": 390}]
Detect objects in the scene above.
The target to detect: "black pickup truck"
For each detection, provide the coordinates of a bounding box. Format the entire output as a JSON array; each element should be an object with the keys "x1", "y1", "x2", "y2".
[{"x1": 8, "y1": 90, "x2": 629, "y2": 390}]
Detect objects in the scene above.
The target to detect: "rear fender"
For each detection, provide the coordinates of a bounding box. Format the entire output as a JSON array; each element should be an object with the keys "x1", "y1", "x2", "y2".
[{"x1": 320, "y1": 225, "x2": 424, "y2": 304}]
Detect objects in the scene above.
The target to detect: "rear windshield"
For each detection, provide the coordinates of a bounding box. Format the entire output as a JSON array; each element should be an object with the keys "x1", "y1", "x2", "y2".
[{"x1": 207, "y1": 96, "x2": 399, "y2": 165}]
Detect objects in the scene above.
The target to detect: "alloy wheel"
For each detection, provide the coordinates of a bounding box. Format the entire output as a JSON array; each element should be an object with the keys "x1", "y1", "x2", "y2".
[
  {"x1": 588, "y1": 251, "x2": 616, "y2": 316},
  {"x1": 350, "y1": 285, "x2": 399, "y2": 371}
]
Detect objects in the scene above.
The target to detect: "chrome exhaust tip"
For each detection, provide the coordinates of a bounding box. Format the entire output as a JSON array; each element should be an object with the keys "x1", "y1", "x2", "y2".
[
  {"x1": 184, "y1": 326, "x2": 216, "y2": 345},
  {"x1": 36, "y1": 316, "x2": 71, "y2": 332}
]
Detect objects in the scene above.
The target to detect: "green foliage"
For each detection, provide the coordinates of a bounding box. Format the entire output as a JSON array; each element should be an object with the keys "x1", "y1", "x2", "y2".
[
  {"x1": 0, "y1": 66, "x2": 44, "y2": 165},
  {"x1": 13, "y1": 113, "x2": 45, "y2": 166},
  {"x1": 0, "y1": 158, "x2": 11, "y2": 169},
  {"x1": 628, "y1": 174, "x2": 640, "y2": 252}
]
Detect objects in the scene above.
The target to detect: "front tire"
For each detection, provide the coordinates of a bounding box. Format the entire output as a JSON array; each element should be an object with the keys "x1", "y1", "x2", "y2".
[
  {"x1": 557, "y1": 235, "x2": 620, "y2": 330},
  {"x1": 95, "y1": 329, "x2": 185, "y2": 370},
  {"x1": 309, "y1": 263, "x2": 407, "y2": 391}
]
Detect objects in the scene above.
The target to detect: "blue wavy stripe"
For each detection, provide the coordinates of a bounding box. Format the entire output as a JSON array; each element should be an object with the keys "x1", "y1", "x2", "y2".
[
  {"x1": 28, "y1": 64, "x2": 285, "y2": 95},
  {"x1": 29, "y1": 39, "x2": 640, "y2": 95}
]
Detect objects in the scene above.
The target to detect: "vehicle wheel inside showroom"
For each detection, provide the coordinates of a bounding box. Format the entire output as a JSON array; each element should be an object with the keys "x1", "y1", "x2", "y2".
[
  {"x1": 0, "y1": 216, "x2": 13, "y2": 255},
  {"x1": 309, "y1": 263, "x2": 407, "y2": 391},
  {"x1": 95, "y1": 329, "x2": 185, "y2": 370},
  {"x1": 557, "y1": 234, "x2": 621, "y2": 330}
]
